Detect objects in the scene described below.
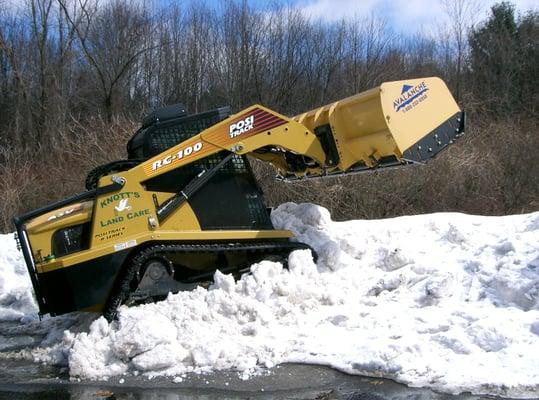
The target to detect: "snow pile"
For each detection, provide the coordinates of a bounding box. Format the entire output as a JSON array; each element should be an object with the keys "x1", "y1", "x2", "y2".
[
  {"x1": 0, "y1": 234, "x2": 94, "y2": 354},
  {"x1": 1, "y1": 204, "x2": 538, "y2": 397},
  {"x1": 0, "y1": 233, "x2": 38, "y2": 322}
]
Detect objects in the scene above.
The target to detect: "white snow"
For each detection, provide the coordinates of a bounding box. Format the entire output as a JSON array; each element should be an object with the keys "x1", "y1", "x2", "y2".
[
  {"x1": 0, "y1": 204, "x2": 538, "y2": 398},
  {"x1": 0, "y1": 233, "x2": 38, "y2": 322}
]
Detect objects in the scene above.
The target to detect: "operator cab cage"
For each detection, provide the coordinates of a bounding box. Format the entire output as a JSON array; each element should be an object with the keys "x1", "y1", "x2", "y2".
[
  {"x1": 127, "y1": 104, "x2": 231, "y2": 160},
  {"x1": 124, "y1": 103, "x2": 272, "y2": 230}
]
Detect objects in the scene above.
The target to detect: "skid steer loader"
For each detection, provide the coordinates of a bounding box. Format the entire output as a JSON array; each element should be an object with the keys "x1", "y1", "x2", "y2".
[{"x1": 14, "y1": 77, "x2": 465, "y2": 319}]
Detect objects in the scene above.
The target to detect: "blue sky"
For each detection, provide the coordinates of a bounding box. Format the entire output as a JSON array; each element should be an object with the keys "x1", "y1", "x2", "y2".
[
  {"x1": 5, "y1": 0, "x2": 537, "y2": 36},
  {"x1": 203, "y1": 0, "x2": 538, "y2": 35}
]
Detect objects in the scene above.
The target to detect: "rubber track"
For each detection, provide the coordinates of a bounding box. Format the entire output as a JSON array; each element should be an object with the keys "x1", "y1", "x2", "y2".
[
  {"x1": 103, "y1": 241, "x2": 314, "y2": 321},
  {"x1": 85, "y1": 159, "x2": 143, "y2": 190}
]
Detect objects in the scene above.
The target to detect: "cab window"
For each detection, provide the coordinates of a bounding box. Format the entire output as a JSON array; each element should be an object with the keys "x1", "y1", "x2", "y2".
[{"x1": 52, "y1": 223, "x2": 90, "y2": 257}]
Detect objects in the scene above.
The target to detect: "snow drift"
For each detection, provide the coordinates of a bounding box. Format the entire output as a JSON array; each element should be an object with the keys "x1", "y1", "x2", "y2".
[
  {"x1": 0, "y1": 203, "x2": 538, "y2": 398},
  {"x1": 0, "y1": 233, "x2": 37, "y2": 322}
]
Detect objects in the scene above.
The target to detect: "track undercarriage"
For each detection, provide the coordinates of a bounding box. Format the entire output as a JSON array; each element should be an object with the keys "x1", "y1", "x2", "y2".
[{"x1": 104, "y1": 240, "x2": 314, "y2": 320}]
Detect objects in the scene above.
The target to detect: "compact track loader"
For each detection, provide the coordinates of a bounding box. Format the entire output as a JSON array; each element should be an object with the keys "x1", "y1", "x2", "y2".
[{"x1": 14, "y1": 77, "x2": 465, "y2": 319}]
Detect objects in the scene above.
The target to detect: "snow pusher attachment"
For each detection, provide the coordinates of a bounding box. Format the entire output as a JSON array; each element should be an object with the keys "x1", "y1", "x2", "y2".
[
  {"x1": 284, "y1": 76, "x2": 465, "y2": 179},
  {"x1": 14, "y1": 76, "x2": 464, "y2": 318}
]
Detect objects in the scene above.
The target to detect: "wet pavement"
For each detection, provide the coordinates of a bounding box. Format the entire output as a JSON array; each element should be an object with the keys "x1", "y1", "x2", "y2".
[{"x1": 0, "y1": 359, "x2": 503, "y2": 400}]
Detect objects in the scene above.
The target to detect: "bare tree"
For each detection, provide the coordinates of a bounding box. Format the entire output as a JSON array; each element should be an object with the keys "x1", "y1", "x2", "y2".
[
  {"x1": 342, "y1": 15, "x2": 394, "y2": 93},
  {"x1": 57, "y1": 0, "x2": 154, "y2": 121},
  {"x1": 29, "y1": 0, "x2": 53, "y2": 143},
  {"x1": 0, "y1": 11, "x2": 32, "y2": 145},
  {"x1": 441, "y1": 0, "x2": 481, "y2": 102}
]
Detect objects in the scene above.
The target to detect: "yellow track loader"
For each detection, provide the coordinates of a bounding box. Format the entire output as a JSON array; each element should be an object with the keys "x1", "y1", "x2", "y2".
[{"x1": 14, "y1": 77, "x2": 464, "y2": 319}]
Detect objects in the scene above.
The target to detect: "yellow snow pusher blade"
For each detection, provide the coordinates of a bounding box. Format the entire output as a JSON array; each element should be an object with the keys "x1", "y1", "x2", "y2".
[{"x1": 290, "y1": 76, "x2": 464, "y2": 179}]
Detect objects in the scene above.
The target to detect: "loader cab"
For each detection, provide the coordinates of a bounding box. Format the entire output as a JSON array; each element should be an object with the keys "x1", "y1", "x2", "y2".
[
  {"x1": 126, "y1": 104, "x2": 230, "y2": 160},
  {"x1": 126, "y1": 104, "x2": 274, "y2": 230}
]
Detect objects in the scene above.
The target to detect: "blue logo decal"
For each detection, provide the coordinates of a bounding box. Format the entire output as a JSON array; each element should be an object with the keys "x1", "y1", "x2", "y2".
[
  {"x1": 401, "y1": 84, "x2": 413, "y2": 94},
  {"x1": 393, "y1": 82, "x2": 429, "y2": 112}
]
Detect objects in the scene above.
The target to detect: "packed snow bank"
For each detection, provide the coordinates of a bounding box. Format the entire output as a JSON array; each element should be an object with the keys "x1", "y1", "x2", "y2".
[
  {"x1": 1, "y1": 205, "x2": 538, "y2": 397},
  {"x1": 0, "y1": 234, "x2": 95, "y2": 354},
  {"x1": 0, "y1": 234, "x2": 38, "y2": 322}
]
